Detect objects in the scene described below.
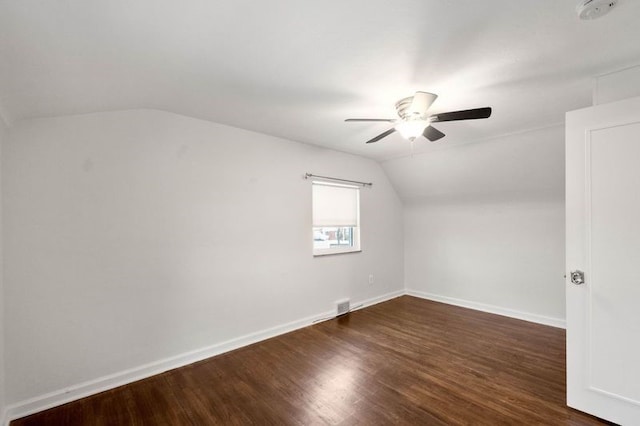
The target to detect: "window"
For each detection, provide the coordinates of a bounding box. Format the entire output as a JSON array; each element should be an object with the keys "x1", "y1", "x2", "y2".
[{"x1": 312, "y1": 181, "x2": 360, "y2": 256}]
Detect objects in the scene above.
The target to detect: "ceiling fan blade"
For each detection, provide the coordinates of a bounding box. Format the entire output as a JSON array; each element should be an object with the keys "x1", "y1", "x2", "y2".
[
  {"x1": 423, "y1": 125, "x2": 445, "y2": 142},
  {"x1": 345, "y1": 118, "x2": 396, "y2": 122},
  {"x1": 407, "y1": 92, "x2": 438, "y2": 115},
  {"x1": 431, "y1": 107, "x2": 492, "y2": 122},
  {"x1": 366, "y1": 128, "x2": 396, "y2": 144}
]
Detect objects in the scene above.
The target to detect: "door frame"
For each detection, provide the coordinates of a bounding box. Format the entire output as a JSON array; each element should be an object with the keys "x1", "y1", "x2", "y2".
[{"x1": 566, "y1": 95, "x2": 640, "y2": 425}]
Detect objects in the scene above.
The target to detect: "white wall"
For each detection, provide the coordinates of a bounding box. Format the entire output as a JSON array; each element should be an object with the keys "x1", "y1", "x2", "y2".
[
  {"x1": 383, "y1": 125, "x2": 566, "y2": 324},
  {"x1": 404, "y1": 200, "x2": 565, "y2": 322},
  {"x1": 0, "y1": 116, "x2": 5, "y2": 423},
  {"x1": 2, "y1": 109, "x2": 404, "y2": 406}
]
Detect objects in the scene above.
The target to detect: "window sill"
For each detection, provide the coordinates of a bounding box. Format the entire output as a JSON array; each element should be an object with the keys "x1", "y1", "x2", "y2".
[{"x1": 313, "y1": 249, "x2": 362, "y2": 257}]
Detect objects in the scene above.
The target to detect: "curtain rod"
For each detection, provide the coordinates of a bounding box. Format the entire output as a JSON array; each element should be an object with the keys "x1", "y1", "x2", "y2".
[{"x1": 304, "y1": 173, "x2": 373, "y2": 187}]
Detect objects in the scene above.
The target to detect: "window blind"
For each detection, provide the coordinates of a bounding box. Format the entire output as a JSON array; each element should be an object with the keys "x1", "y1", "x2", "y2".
[{"x1": 312, "y1": 182, "x2": 359, "y2": 227}]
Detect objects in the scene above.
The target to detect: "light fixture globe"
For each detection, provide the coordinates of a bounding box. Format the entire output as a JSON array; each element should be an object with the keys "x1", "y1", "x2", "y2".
[{"x1": 395, "y1": 119, "x2": 429, "y2": 141}]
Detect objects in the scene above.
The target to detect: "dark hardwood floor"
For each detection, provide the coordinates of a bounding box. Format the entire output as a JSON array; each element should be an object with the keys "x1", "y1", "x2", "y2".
[{"x1": 12, "y1": 296, "x2": 609, "y2": 425}]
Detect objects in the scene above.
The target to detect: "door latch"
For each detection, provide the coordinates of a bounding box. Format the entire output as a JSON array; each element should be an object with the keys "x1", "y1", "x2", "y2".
[{"x1": 570, "y1": 270, "x2": 585, "y2": 285}]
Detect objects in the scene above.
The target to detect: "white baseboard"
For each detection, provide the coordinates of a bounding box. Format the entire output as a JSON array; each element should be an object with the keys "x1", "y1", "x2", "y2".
[
  {"x1": 5, "y1": 288, "x2": 561, "y2": 423},
  {"x1": 354, "y1": 289, "x2": 404, "y2": 311},
  {"x1": 5, "y1": 289, "x2": 403, "y2": 424},
  {"x1": 405, "y1": 289, "x2": 566, "y2": 329}
]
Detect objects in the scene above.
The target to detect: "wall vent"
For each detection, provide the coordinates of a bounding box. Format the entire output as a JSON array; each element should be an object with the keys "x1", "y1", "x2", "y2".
[{"x1": 336, "y1": 299, "x2": 350, "y2": 316}]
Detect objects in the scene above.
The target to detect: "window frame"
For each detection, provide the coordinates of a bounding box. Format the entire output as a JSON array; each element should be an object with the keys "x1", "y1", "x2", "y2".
[{"x1": 311, "y1": 181, "x2": 361, "y2": 256}]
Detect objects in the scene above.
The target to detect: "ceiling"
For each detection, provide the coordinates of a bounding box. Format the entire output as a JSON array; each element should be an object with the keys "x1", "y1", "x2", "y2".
[{"x1": 0, "y1": 0, "x2": 638, "y2": 161}]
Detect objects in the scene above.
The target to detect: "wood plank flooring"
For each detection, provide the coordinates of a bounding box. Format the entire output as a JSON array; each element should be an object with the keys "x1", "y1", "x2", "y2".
[{"x1": 12, "y1": 296, "x2": 610, "y2": 425}]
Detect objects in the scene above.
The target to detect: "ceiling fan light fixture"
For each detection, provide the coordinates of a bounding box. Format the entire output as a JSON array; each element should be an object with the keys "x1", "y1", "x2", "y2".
[
  {"x1": 345, "y1": 91, "x2": 491, "y2": 145},
  {"x1": 396, "y1": 120, "x2": 429, "y2": 141}
]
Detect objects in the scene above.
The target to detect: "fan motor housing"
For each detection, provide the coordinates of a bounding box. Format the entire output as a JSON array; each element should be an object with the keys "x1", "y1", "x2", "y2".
[{"x1": 394, "y1": 92, "x2": 437, "y2": 119}]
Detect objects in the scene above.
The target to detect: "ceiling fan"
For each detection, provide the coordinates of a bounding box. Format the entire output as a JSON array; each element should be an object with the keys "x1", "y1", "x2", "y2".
[{"x1": 345, "y1": 91, "x2": 492, "y2": 144}]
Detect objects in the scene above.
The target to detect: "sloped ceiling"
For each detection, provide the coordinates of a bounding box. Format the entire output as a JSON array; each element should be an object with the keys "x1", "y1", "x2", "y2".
[
  {"x1": 0, "y1": 0, "x2": 639, "y2": 161},
  {"x1": 382, "y1": 125, "x2": 565, "y2": 202}
]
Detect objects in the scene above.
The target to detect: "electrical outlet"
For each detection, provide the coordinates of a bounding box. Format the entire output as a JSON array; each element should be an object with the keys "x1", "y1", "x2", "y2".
[{"x1": 368, "y1": 274, "x2": 374, "y2": 285}]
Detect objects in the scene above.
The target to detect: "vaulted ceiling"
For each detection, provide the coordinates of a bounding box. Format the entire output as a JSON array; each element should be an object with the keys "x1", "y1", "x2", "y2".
[{"x1": 0, "y1": 0, "x2": 639, "y2": 161}]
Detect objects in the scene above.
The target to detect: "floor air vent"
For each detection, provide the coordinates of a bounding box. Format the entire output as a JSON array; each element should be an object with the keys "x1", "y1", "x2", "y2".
[{"x1": 336, "y1": 299, "x2": 350, "y2": 316}]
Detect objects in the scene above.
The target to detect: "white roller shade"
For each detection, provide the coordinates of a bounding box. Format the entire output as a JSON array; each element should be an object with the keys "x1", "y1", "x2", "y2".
[{"x1": 312, "y1": 182, "x2": 359, "y2": 227}]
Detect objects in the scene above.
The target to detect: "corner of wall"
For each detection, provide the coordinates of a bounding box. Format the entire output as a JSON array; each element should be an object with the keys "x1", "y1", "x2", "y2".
[
  {"x1": 0, "y1": 108, "x2": 6, "y2": 426},
  {"x1": 405, "y1": 289, "x2": 566, "y2": 329}
]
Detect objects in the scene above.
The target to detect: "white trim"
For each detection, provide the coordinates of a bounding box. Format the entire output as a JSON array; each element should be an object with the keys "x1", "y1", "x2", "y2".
[
  {"x1": 4, "y1": 289, "x2": 403, "y2": 423},
  {"x1": 405, "y1": 289, "x2": 566, "y2": 329},
  {"x1": 594, "y1": 63, "x2": 640, "y2": 80},
  {"x1": 355, "y1": 289, "x2": 404, "y2": 311}
]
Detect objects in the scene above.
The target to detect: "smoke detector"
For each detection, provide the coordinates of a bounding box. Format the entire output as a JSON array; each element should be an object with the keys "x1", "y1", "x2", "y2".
[{"x1": 577, "y1": 0, "x2": 618, "y2": 20}]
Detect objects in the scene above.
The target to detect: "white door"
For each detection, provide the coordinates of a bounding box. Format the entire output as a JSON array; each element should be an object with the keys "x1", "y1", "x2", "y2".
[{"x1": 566, "y1": 95, "x2": 640, "y2": 425}]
